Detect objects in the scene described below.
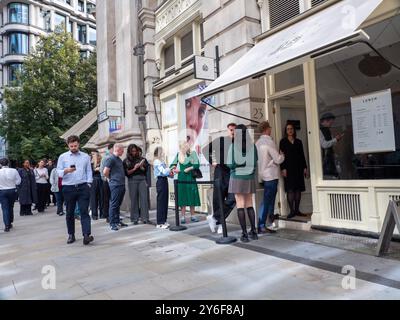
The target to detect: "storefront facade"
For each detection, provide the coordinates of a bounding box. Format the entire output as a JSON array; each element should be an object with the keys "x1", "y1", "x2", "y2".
[{"x1": 202, "y1": 0, "x2": 400, "y2": 234}]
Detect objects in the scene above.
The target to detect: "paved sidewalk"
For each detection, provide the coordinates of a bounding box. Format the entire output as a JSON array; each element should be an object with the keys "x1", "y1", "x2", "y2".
[{"x1": 1, "y1": 205, "x2": 400, "y2": 300}]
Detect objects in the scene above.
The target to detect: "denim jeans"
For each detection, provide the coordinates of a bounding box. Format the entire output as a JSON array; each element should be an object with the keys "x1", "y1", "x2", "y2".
[
  {"x1": 259, "y1": 180, "x2": 278, "y2": 228},
  {"x1": 54, "y1": 191, "x2": 64, "y2": 214},
  {"x1": 0, "y1": 189, "x2": 17, "y2": 228},
  {"x1": 109, "y1": 185, "x2": 126, "y2": 225}
]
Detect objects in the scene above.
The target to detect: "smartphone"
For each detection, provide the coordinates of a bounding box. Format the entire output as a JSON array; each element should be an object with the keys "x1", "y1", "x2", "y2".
[{"x1": 70, "y1": 164, "x2": 76, "y2": 169}]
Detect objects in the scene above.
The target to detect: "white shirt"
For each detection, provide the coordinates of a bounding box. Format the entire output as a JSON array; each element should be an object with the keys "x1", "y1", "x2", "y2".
[
  {"x1": 256, "y1": 135, "x2": 285, "y2": 182},
  {"x1": 319, "y1": 130, "x2": 337, "y2": 149},
  {"x1": 0, "y1": 166, "x2": 21, "y2": 190},
  {"x1": 35, "y1": 167, "x2": 49, "y2": 184}
]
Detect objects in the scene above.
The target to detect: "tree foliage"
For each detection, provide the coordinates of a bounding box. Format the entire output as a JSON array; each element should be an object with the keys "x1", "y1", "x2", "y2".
[{"x1": 0, "y1": 29, "x2": 97, "y2": 162}]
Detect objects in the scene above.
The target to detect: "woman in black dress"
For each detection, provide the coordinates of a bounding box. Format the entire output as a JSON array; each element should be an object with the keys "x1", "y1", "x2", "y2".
[
  {"x1": 279, "y1": 123, "x2": 308, "y2": 219},
  {"x1": 17, "y1": 160, "x2": 38, "y2": 216}
]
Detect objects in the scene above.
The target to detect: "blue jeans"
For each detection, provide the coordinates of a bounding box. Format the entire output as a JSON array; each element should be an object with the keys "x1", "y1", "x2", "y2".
[
  {"x1": 109, "y1": 185, "x2": 126, "y2": 225},
  {"x1": 259, "y1": 180, "x2": 278, "y2": 228},
  {"x1": 0, "y1": 189, "x2": 17, "y2": 228},
  {"x1": 54, "y1": 191, "x2": 64, "y2": 214}
]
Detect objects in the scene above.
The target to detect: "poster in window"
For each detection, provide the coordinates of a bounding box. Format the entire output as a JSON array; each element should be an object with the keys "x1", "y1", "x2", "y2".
[
  {"x1": 182, "y1": 85, "x2": 212, "y2": 181},
  {"x1": 351, "y1": 89, "x2": 396, "y2": 154}
]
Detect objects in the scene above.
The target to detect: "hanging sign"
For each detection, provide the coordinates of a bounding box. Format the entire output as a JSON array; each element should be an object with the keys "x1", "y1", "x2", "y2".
[{"x1": 351, "y1": 89, "x2": 396, "y2": 154}]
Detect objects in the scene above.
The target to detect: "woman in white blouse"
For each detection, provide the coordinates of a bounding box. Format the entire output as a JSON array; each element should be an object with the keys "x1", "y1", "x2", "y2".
[{"x1": 34, "y1": 160, "x2": 49, "y2": 213}]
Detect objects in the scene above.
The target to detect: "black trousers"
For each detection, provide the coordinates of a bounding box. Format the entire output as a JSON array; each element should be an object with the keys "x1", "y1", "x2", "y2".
[
  {"x1": 36, "y1": 183, "x2": 48, "y2": 212},
  {"x1": 20, "y1": 204, "x2": 32, "y2": 216},
  {"x1": 156, "y1": 177, "x2": 169, "y2": 225},
  {"x1": 102, "y1": 180, "x2": 110, "y2": 219},
  {"x1": 90, "y1": 176, "x2": 103, "y2": 218},
  {"x1": 63, "y1": 184, "x2": 91, "y2": 236},
  {"x1": 213, "y1": 166, "x2": 236, "y2": 225}
]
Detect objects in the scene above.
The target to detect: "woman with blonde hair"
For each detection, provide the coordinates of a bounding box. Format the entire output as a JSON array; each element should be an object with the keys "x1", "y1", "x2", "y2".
[{"x1": 170, "y1": 141, "x2": 201, "y2": 224}]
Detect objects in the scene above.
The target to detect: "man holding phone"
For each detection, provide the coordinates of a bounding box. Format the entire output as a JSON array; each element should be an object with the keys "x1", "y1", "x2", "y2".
[{"x1": 57, "y1": 135, "x2": 93, "y2": 245}]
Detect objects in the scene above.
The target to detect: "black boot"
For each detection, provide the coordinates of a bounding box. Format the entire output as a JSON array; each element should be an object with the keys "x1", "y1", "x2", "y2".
[
  {"x1": 237, "y1": 208, "x2": 249, "y2": 243},
  {"x1": 247, "y1": 207, "x2": 258, "y2": 240}
]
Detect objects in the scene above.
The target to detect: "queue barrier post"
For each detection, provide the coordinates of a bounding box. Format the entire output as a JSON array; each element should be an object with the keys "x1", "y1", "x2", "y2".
[
  {"x1": 214, "y1": 178, "x2": 237, "y2": 245},
  {"x1": 169, "y1": 179, "x2": 188, "y2": 232}
]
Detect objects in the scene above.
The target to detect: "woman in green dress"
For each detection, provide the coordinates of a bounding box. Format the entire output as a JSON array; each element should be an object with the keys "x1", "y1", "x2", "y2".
[{"x1": 170, "y1": 142, "x2": 201, "y2": 224}]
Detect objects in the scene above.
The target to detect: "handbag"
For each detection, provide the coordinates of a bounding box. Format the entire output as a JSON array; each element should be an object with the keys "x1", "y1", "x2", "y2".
[{"x1": 191, "y1": 168, "x2": 203, "y2": 179}]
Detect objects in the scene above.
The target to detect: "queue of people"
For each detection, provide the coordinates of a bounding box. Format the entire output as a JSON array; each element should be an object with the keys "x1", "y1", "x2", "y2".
[{"x1": 1, "y1": 118, "x2": 313, "y2": 245}]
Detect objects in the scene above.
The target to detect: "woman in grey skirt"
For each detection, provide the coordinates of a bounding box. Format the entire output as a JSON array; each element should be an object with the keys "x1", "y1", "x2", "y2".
[
  {"x1": 227, "y1": 124, "x2": 258, "y2": 243},
  {"x1": 123, "y1": 144, "x2": 150, "y2": 224}
]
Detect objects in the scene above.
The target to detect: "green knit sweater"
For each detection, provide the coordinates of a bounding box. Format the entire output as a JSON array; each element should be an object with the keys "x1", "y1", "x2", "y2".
[{"x1": 227, "y1": 145, "x2": 258, "y2": 180}]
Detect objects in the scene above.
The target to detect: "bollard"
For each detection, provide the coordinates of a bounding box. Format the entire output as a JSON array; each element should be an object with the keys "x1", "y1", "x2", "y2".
[
  {"x1": 169, "y1": 179, "x2": 187, "y2": 232},
  {"x1": 215, "y1": 178, "x2": 237, "y2": 245}
]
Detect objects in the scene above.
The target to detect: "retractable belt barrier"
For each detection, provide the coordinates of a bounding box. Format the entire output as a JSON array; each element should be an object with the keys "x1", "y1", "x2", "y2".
[{"x1": 171, "y1": 179, "x2": 237, "y2": 245}]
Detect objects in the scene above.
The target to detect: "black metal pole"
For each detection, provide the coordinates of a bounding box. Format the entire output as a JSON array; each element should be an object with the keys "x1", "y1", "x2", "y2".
[
  {"x1": 215, "y1": 46, "x2": 220, "y2": 78},
  {"x1": 170, "y1": 179, "x2": 187, "y2": 232},
  {"x1": 215, "y1": 178, "x2": 237, "y2": 245}
]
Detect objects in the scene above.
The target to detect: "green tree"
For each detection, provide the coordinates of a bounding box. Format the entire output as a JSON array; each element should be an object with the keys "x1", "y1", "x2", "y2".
[{"x1": 0, "y1": 29, "x2": 97, "y2": 162}]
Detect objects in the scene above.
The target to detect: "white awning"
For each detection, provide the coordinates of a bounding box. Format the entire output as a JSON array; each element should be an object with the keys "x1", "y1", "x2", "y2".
[
  {"x1": 83, "y1": 130, "x2": 99, "y2": 150},
  {"x1": 60, "y1": 107, "x2": 98, "y2": 140},
  {"x1": 200, "y1": 0, "x2": 383, "y2": 97}
]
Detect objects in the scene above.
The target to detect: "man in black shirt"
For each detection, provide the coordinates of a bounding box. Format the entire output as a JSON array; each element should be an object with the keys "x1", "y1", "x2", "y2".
[{"x1": 203, "y1": 123, "x2": 237, "y2": 234}]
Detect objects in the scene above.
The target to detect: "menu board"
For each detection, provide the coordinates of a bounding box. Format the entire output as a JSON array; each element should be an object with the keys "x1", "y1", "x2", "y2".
[{"x1": 351, "y1": 89, "x2": 396, "y2": 154}]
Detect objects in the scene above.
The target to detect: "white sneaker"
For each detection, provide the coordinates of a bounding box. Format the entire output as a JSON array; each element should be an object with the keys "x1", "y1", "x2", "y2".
[
  {"x1": 217, "y1": 225, "x2": 223, "y2": 234},
  {"x1": 156, "y1": 224, "x2": 163, "y2": 229},
  {"x1": 206, "y1": 215, "x2": 217, "y2": 233},
  {"x1": 162, "y1": 223, "x2": 170, "y2": 229}
]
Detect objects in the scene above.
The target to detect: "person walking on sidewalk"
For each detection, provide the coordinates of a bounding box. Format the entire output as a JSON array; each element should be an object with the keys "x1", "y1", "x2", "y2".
[
  {"x1": 103, "y1": 144, "x2": 127, "y2": 231},
  {"x1": 17, "y1": 160, "x2": 37, "y2": 216},
  {"x1": 256, "y1": 121, "x2": 285, "y2": 234},
  {"x1": 124, "y1": 144, "x2": 150, "y2": 225},
  {"x1": 100, "y1": 143, "x2": 114, "y2": 223},
  {"x1": 0, "y1": 158, "x2": 21, "y2": 232},
  {"x1": 153, "y1": 147, "x2": 174, "y2": 229},
  {"x1": 203, "y1": 123, "x2": 237, "y2": 234},
  {"x1": 227, "y1": 124, "x2": 258, "y2": 243},
  {"x1": 50, "y1": 162, "x2": 65, "y2": 216},
  {"x1": 57, "y1": 135, "x2": 94, "y2": 245}
]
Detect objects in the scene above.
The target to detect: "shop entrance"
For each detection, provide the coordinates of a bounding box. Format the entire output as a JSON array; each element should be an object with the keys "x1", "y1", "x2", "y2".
[{"x1": 272, "y1": 91, "x2": 313, "y2": 220}]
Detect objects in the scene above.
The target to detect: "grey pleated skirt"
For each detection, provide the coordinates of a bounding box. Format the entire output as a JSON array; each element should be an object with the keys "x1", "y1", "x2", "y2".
[{"x1": 228, "y1": 177, "x2": 256, "y2": 194}]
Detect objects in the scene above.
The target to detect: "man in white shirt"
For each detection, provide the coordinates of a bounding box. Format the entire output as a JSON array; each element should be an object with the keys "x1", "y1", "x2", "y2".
[
  {"x1": 0, "y1": 158, "x2": 21, "y2": 232},
  {"x1": 256, "y1": 121, "x2": 284, "y2": 233}
]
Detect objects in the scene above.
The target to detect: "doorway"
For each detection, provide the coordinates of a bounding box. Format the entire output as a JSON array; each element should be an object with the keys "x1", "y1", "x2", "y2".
[{"x1": 273, "y1": 91, "x2": 313, "y2": 220}]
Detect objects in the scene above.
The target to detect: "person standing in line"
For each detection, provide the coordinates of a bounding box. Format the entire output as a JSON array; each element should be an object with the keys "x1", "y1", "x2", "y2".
[
  {"x1": 50, "y1": 161, "x2": 65, "y2": 216},
  {"x1": 279, "y1": 123, "x2": 308, "y2": 219},
  {"x1": 203, "y1": 123, "x2": 237, "y2": 234},
  {"x1": 170, "y1": 141, "x2": 201, "y2": 224},
  {"x1": 57, "y1": 135, "x2": 94, "y2": 245},
  {"x1": 103, "y1": 144, "x2": 127, "y2": 231},
  {"x1": 90, "y1": 151, "x2": 103, "y2": 220},
  {"x1": 256, "y1": 121, "x2": 285, "y2": 234},
  {"x1": 153, "y1": 147, "x2": 175, "y2": 229},
  {"x1": 0, "y1": 158, "x2": 21, "y2": 232},
  {"x1": 227, "y1": 124, "x2": 258, "y2": 243},
  {"x1": 123, "y1": 144, "x2": 150, "y2": 225},
  {"x1": 100, "y1": 143, "x2": 114, "y2": 223},
  {"x1": 320, "y1": 112, "x2": 344, "y2": 179},
  {"x1": 46, "y1": 159, "x2": 56, "y2": 206},
  {"x1": 17, "y1": 160, "x2": 37, "y2": 216},
  {"x1": 34, "y1": 160, "x2": 49, "y2": 213}
]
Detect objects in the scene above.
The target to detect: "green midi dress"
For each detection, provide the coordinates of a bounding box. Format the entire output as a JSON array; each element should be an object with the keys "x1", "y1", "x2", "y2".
[{"x1": 170, "y1": 151, "x2": 201, "y2": 207}]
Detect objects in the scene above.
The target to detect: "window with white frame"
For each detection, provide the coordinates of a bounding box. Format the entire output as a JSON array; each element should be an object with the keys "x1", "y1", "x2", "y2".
[
  {"x1": 164, "y1": 43, "x2": 175, "y2": 71},
  {"x1": 181, "y1": 30, "x2": 193, "y2": 61}
]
